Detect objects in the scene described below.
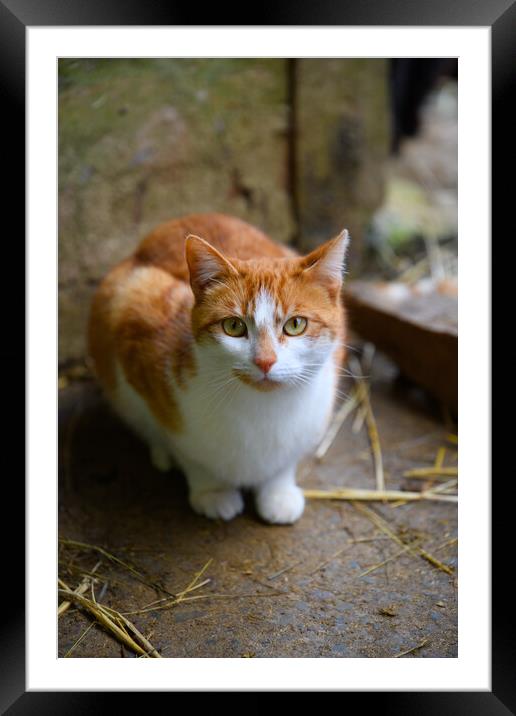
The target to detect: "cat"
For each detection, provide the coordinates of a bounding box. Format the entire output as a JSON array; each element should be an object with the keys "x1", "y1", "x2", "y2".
[{"x1": 88, "y1": 213, "x2": 348, "y2": 524}]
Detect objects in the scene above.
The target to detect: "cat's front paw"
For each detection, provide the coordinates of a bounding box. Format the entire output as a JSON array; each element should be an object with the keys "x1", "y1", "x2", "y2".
[
  {"x1": 256, "y1": 484, "x2": 305, "y2": 525},
  {"x1": 190, "y1": 488, "x2": 244, "y2": 521}
]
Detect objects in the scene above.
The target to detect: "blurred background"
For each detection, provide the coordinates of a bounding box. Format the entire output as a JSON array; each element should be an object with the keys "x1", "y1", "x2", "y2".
[
  {"x1": 58, "y1": 59, "x2": 459, "y2": 659},
  {"x1": 59, "y1": 59, "x2": 457, "y2": 408}
]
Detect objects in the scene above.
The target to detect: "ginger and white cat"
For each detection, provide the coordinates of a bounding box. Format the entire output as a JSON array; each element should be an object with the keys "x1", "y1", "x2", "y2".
[{"x1": 88, "y1": 213, "x2": 348, "y2": 524}]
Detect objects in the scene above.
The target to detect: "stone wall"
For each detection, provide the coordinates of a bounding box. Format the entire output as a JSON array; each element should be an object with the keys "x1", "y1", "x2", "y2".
[{"x1": 59, "y1": 59, "x2": 389, "y2": 364}]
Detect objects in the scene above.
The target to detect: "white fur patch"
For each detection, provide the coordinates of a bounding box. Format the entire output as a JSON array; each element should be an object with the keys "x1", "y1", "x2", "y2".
[
  {"x1": 253, "y1": 288, "x2": 276, "y2": 327},
  {"x1": 170, "y1": 344, "x2": 337, "y2": 488}
]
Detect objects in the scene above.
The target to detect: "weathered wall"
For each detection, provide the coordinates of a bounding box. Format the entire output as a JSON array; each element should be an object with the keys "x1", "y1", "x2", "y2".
[
  {"x1": 58, "y1": 59, "x2": 293, "y2": 362},
  {"x1": 294, "y1": 59, "x2": 390, "y2": 268},
  {"x1": 59, "y1": 59, "x2": 389, "y2": 364}
]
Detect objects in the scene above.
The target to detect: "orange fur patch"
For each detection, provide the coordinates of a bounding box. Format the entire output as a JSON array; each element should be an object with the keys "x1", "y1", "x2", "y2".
[
  {"x1": 254, "y1": 327, "x2": 277, "y2": 366},
  {"x1": 89, "y1": 262, "x2": 195, "y2": 431},
  {"x1": 192, "y1": 257, "x2": 344, "y2": 345},
  {"x1": 88, "y1": 213, "x2": 347, "y2": 432}
]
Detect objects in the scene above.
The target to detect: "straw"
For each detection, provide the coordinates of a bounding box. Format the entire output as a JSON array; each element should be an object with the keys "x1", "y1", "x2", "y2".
[
  {"x1": 58, "y1": 584, "x2": 162, "y2": 658},
  {"x1": 58, "y1": 561, "x2": 101, "y2": 617},
  {"x1": 307, "y1": 543, "x2": 353, "y2": 575},
  {"x1": 59, "y1": 538, "x2": 173, "y2": 596},
  {"x1": 402, "y1": 467, "x2": 458, "y2": 479},
  {"x1": 348, "y1": 356, "x2": 385, "y2": 492},
  {"x1": 352, "y1": 503, "x2": 454, "y2": 575},
  {"x1": 315, "y1": 389, "x2": 360, "y2": 460},
  {"x1": 394, "y1": 638, "x2": 429, "y2": 658},
  {"x1": 303, "y1": 487, "x2": 457, "y2": 503},
  {"x1": 63, "y1": 622, "x2": 97, "y2": 658},
  {"x1": 358, "y1": 546, "x2": 411, "y2": 577}
]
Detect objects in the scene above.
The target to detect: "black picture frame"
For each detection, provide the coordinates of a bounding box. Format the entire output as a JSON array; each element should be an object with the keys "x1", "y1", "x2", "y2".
[{"x1": 5, "y1": 0, "x2": 506, "y2": 711}]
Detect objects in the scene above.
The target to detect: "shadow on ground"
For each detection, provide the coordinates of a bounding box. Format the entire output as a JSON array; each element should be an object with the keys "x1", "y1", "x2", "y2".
[{"x1": 58, "y1": 352, "x2": 457, "y2": 658}]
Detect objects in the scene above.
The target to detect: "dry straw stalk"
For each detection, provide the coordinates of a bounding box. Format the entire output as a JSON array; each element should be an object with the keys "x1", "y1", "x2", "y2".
[
  {"x1": 303, "y1": 487, "x2": 457, "y2": 503},
  {"x1": 58, "y1": 584, "x2": 162, "y2": 658}
]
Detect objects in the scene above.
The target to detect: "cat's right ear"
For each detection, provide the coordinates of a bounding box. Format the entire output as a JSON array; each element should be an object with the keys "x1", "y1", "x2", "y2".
[
  {"x1": 299, "y1": 230, "x2": 350, "y2": 292},
  {"x1": 185, "y1": 235, "x2": 238, "y2": 300}
]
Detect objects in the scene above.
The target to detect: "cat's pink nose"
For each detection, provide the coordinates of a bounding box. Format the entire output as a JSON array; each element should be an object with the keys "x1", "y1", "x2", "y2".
[{"x1": 254, "y1": 356, "x2": 276, "y2": 374}]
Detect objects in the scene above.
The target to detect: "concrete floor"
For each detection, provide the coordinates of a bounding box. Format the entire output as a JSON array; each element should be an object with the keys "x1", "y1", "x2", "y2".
[{"x1": 58, "y1": 352, "x2": 457, "y2": 658}]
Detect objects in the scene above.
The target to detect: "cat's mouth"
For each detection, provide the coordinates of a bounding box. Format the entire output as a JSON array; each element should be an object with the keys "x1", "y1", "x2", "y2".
[{"x1": 233, "y1": 369, "x2": 282, "y2": 391}]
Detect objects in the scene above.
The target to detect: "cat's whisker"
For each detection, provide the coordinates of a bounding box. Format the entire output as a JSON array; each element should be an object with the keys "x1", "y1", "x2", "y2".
[
  {"x1": 196, "y1": 371, "x2": 242, "y2": 414},
  {"x1": 203, "y1": 373, "x2": 243, "y2": 417},
  {"x1": 208, "y1": 380, "x2": 242, "y2": 419},
  {"x1": 222, "y1": 378, "x2": 242, "y2": 413}
]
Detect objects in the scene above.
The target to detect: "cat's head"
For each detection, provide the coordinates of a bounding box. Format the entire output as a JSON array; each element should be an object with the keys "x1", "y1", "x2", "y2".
[{"x1": 185, "y1": 232, "x2": 349, "y2": 390}]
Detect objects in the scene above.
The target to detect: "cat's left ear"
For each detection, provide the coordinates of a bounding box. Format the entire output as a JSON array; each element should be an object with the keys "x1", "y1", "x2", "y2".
[
  {"x1": 300, "y1": 230, "x2": 350, "y2": 292},
  {"x1": 185, "y1": 234, "x2": 238, "y2": 300}
]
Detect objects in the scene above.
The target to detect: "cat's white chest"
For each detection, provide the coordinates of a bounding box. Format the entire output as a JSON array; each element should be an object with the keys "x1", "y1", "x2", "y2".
[{"x1": 169, "y1": 357, "x2": 336, "y2": 487}]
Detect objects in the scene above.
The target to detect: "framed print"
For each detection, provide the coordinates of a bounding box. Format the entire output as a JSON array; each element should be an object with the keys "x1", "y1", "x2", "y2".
[{"x1": 4, "y1": 0, "x2": 507, "y2": 709}]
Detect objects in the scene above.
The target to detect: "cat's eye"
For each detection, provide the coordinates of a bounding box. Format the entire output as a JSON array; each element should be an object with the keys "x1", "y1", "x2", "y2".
[
  {"x1": 283, "y1": 316, "x2": 307, "y2": 336},
  {"x1": 222, "y1": 317, "x2": 247, "y2": 337}
]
